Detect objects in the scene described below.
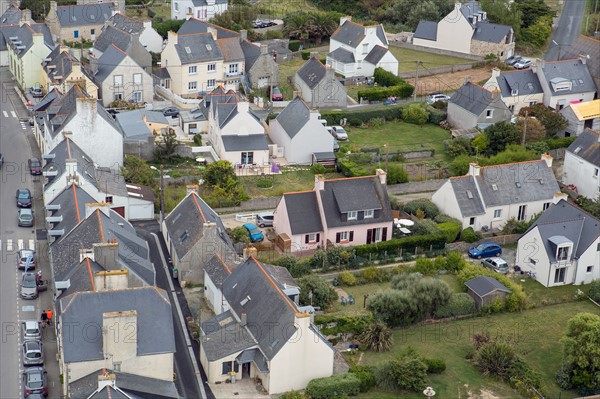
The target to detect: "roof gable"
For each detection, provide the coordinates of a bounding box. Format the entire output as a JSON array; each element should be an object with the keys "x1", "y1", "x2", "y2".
[
  {"x1": 331, "y1": 20, "x2": 365, "y2": 48},
  {"x1": 450, "y1": 82, "x2": 496, "y2": 115},
  {"x1": 566, "y1": 129, "x2": 600, "y2": 167},
  {"x1": 414, "y1": 20, "x2": 437, "y2": 41},
  {"x1": 94, "y1": 24, "x2": 132, "y2": 54},
  {"x1": 296, "y1": 57, "x2": 327, "y2": 89},
  {"x1": 177, "y1": 17, "x2": 239, "y2": 38},
  {"x1": 364, "y1": 45, "x2": 389, "y2": 65},
  {"x1": 472, "y1": 21, "x2": 511, "y2": 43},
  {"x1": 275, "y1": 97, "x2": 310, "y2": 138},
  {"x1": 175, "y1": 32, "x2": 223, "y2": 64},
  {"x1": 0, "y1": 5, "x2": 22, "y2": 25},
  {"x1": 93, "y1": 44, "x2": 128, "y2": 82},
  {"x1": 449, "y1": 175, "x2": 485, "y2": 217},
  {"x1": 496, "y1": 69, "x2": 543, "y2": 97},
  {"x1": 283, "y1": 191, "x2": 324, "y2": 235}
]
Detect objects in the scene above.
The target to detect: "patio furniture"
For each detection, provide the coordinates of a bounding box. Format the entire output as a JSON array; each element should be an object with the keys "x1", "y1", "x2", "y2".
[
  {"x1": 348, "y1": 295, "x2": 355, "y2": 305},
  {"x1": 341, "y1": 296, "x2": 347, "y2": 306}
]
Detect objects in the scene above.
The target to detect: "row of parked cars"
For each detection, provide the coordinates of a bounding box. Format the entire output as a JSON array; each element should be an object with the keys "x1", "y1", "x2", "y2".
[
  {"x1": 253, "y1": 19, "x2": 277, "y2": 29},
  {"x1": 506, "y1": 55, "x2": 532, "y2": 69},
  {"x1": 468, "y1": 242, "x2": 510, "y2": 274},
  {"x1": 22, "y1": 319, "x2": 48, "y2": 398}
]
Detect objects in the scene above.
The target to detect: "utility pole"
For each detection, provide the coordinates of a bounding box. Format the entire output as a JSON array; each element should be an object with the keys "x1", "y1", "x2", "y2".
[
  {"x1": 413, "y1": 61, "x2": 420, "y2": 102},
  {"x1": 160, "y1": 164, "x2": 165, "y2": 231},
  {"x1": 385, "y1": 144, "x2": 389, "y2": 173},
  {"x1": 521, "y1": 110, "x2": 528, "y2": 146}
]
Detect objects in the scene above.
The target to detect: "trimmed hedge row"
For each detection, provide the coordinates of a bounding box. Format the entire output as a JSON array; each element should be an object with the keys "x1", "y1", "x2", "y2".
[
  {"x1": 425, "y1": 105, "x2": 447, "y2": 124},
  {"x1": 357, "y1": 85, "x2": 414, "y2": 101},
  {"x1": 305, "y1": 374, "x2": 362, "y2": 399},
  {"x1": 289, "y1": 40, "x2": 301, "y2": 52},
  {"x1": 320, "y1": 105, "x2": 406, "y2": 127},
  {"x1": 353, "y1": 233, "x2": 447, "y2": 257},
  {"x1": 314, "y1": 314, "x2": 373, "y2": 335},
  {"x1": 373, "y1": 67, "x2": 405, "y2": 86}
]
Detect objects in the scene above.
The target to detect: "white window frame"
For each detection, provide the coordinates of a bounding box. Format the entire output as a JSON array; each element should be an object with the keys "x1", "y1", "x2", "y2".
[
  {"x1": 208, "y1": 63, "x2": 216, "y2": 72},
  {"x1": 132, "y1": 91, "x2": 142, "y2": 102},
  {"x1": 557, "y1": 246, "x2": 569, "y2": 261},
  {"x1": 493, "y1": 209, "x2": 502, "y2": 218},
  {"x1": 113, "y1": 75, "x2": 123, "y2": 87},
  {"x1": 586, "y1": 266, "x2": 593, "y2": 273},
  {"x1": 543, "y1": 202, "x2": 551, "y2": 211},
  {"x1": 594, "y1": 168, "x2": 599, "y2": 177},
  {"x1": 113, "y1": 93, "x2": 123, "y2": 101},
  {"x1": 364, "y1": 209, "x2": 374, "y2": 219},
  {"x1": 229, "y1": 63, "x2": 238, "y2": 74},
  {"x1": 207, "y1": 79, "x2": 215, "y2": 88},
  {"x1": 347, "y1": 211, "x2": 358, "y2": 221},
  {"x1": 339, "y1": 231, "x2": 349, "y2": 242},
  {"x1": 362, "y1": 43, "x2": 368, "y2": 54},
  {"x1": 188, "y1": 65, "x2": 197, "y2": 75},
  {"x1": 133, "y1": 73, "x2": 142, "y2": 85},
  {"x1": 174, "y1": 2, "x2": 179, "y2": 12},
  {"x1": 307, "y1": 233, "x2": 317, "y2": 243},
  {"x1": 188, "y1": 81, "x2": 197, "y2": 91}
]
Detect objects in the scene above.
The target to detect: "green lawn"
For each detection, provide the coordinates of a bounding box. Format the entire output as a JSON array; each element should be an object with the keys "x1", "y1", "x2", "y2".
[
  {"x1": 359, "y1": 301, "x2": 598, "y2": 398},
  {"x1": 510, "y1": 276, "x2": 583, "y2": 308},
  {"x1": 239, "y1": 169, "x2": 342, "y2": 198},
  {"x1": 345, "y1": 121, "x2": 452, "y2": 156},
  {"x1": 388, "y1": 47, "x2": 474, "y2": 73},
  {"x1": 330, "y1": 282, "x2": 391, "y2": 316},
  {"x1": 256, "y1": 0, "x2": 319, "y2": 18}
]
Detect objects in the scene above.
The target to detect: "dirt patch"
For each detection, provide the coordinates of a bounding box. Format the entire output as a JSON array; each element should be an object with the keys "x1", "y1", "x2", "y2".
[
  {"x1": 465, "y1": 385, "x2": 502, "y2": 399},
  {"x1": 406, "y1": 67, "x2": 492, "y2": 95}
]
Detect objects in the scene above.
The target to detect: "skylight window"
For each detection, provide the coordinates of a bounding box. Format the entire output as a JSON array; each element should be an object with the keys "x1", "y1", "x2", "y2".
[
  {"x1": 206, "y1": 44, "x2": 212, "y2": 51},
  {"x1": 492, "y1": 184, "x2": 498, "y2": 191},
  {"x1": 574, "y1": 146, "x2": 582, "y2": 154},
  {"x1": 467, "y1": 190, "x2": 473, "y2": 199},
  {"x1": 515, "y1": 182, "x2": 521, "y2": 188},
  {"x1": 185, "y1": 46, "x2": 191, "y2": 54}
]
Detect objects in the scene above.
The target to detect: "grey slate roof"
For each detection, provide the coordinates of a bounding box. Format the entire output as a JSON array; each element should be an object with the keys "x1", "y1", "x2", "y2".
[
  {"x1": 164, "y1": 191, "x2": 235, "y2": 261},
  {"x1": 47, "y1": 185, "x2": 96, "y2": 238},
  {"x1": 495, "y1": 69, "x2": 543, "y2": 97},
  {"x1": 177, "y1": 17, "x2": 239, "y2": 38},
  {"x1": 474, "y1": 160, "x2": 560, "y2": 207},
  {"x1": 275, "y1": 97, "x2": 310, "y2": 138},
  {"x1": 93, "y1": 43, "x2": 127, "y2": 83},
  {"x1": 0, "y1": 5, "x2": 22, "y2": 25},
  {"x1": 319, "y1": 176, "x2": 393, "y2": 229},
  {"x1": 0, "y1": 25, "x2": 18, "y2": 51},
  {"x1": 42, "y1": 46, "x2": 78, "y2": 85},
  {"x1": 58, "y1": 259, "x2": 102, "y2": 299},
  {"x1": 364, "y1": 45, "x2": 389, "y2": 65},
  {"x1": 240, "y1": 39, "x2": 261, "y2": 71},
  {"x1": 450, "y1": 82, "x2": 496, "y2": 116},
  {"x1": 59, "y1": 287, "x2": 175, "y2": 363},
  {"x1": 93, "y1": 24, "x2": 132, "y2": 54},
  {"x1": 449, "y1": 176, "x2": 486, "y2": 217},
  {"x1": 204, "y1": 254, "x2": 235, "y2": 287},
  {"x1": 414, "y1": 20, "x2": 438, "y2": 41},
  {"x1": 108, "y1": 12, "x2": 143, "y2": 34},
  {"x1": 175, "y1": 32, "x2": 223, "y2": 64},
  {"x1": 96, "y1": 167, "x2": 129, "y2": 197},
  {"x1": 56, "y1": 3, "x2": 114, "y2": 27},
  {"x1": 460, "y1": 1, "x2": 484, "y2": 24},
  {"x1": 465, "y1": 276, "x2": 510, "y2": 297},
  {"x1": 43, "y1": 137, "x2": 97, "y2": 187},
  {"x1": 541, "y1": 59, "x2": 597, "y2": 95},
  {"x1": 296, "y1": 57, "x2": 327, "y2": 89},
  {"x1": 525, "y1": 199, "x2": 600, "y2": 262},
  {"x1": 116, "y1": 110, "x2": 168, "y2": 141},
  {"x1": 331, "y1": 20, "x2": 387, "y2": 48},
  {"x1": 562, "y1": 35, "x2": 600, "y2": 87},
  {"x1": 201, "y1": 310, "x2": 256, "y2": 360},
  {"x1": 282, "y1": 191, "x2": 323, "y2": 235},
  {"x1": 8, "y1": 23, "x2": 54, "y2": 58},
  {"x1": 192, "y1": 0, "x2": 228, "y2": 5},
  {"x1": 69, "y1": 369, "x2": 178, "y2": 399},
  {"x1": 472, "y1": 22, "x2": 511, "y2": 43},
  {"x1": 567, "y1": 129, "x2": 600, "y2": 167},
  {"x1": 217, "y1": 37, "x2": 244, "y2": 62},
  {"x1": 327, "y1": 47, "x2": 355, "y2": 64},
  {"x1": 221, "y1": 134, "x2": 268, "y2": 151}
]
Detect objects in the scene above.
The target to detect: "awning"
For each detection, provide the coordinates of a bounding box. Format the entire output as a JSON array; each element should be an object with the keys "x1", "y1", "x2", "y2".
[{"x1": 236, "y1": 348, "x2": 269, "y2": 372}]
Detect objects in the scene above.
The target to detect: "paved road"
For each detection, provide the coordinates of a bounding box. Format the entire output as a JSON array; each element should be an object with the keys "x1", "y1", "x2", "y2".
[{"x1": 545, "y1": 0, "x2": 587, "y2": 61}]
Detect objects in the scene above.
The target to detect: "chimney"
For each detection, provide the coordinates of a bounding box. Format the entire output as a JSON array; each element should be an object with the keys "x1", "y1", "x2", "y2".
[
  {"x1": 65, "y1": 158, "x2": 78, "y2": 180},
  {"x1": 93, "y1": 242, "x2": 120, "y2": 271},
  {"x1": 79, "y1": 248, "x2": 95, "y2": 263},
  {"x1": 491, "y1": 67, "x2": 501, "y2": 79},
  {"x1": 103, "y1": 310, "x2": 137, "y2": 363},
  {"x1": 243, "y1": 246, "x2": 257, "y2": 260},
  {"x1": 578, "y1": 54, "x2": 588, "y2": 65},
  {"x1": 97, "y1": 371, "x2": 117, "y2": 391},
  {"x1": 85, "y1": 202, "x2": 111, "y2": 218},
  {"x1": 167, "y1": 30, "x2": 178, "y2": 45},
  {"x1": 468, "y1": 162, "x2": 481, "y2": 176},
  {"x1": 207, "y1": 26, "x2": 218, "y2": 40},
  {"x1": 143, "y1": 20, "x2": 152, "y2": 29},
  {"x1": 541, "y1": 152, "x2": 553, "y2": 168},
  {"x1": 186, "y1": 184, "x2": 199, "y2": 195},
  {"x1": 260, "y1": 44, "x2": 268, "y2": 55},
  {"x1": 239, "y1": 29, "x2": 247, "y2": 41},
  {"x1": 375, "y1": 169, "x2": 387, "y2": 186},
  {"x1": 314, "y1": 174, "x2": 325, "y2": 191},
  {"x1": 532, "y1": 58, "x2": 545, "y2": 73},
  {"x1": 112, "y1": 0, "x2": 119, "y2": 16},
  {"x1": 94, "y1": 269, "x2": 129, "y2": 291},
  {"x1": 240, "y1": 311, "x2": 247, "y2": 327},
  {"x1": 20, "y1": 8, "x2": 31, "y2": 24},
  {"x1": 88, "y1": 51, "x2": 99, "y2": 75},
  {"x1": 50, "y1": 1, "x2": 58, "y2": 15},
  {"x1": 552, "y1": 192, "x2": 568, "y2": 204},
  {"x1": 339, "y1": 16, "x2": 351, "y2": 26}
]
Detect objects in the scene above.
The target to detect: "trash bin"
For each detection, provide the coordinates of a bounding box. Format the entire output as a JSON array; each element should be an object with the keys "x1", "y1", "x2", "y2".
[
  {"x1": 172, "y1": 268, "x2": 178, "y2": 279},
  {"x1": 230, "y1": 372, "x2": 236, "y2": 384}
]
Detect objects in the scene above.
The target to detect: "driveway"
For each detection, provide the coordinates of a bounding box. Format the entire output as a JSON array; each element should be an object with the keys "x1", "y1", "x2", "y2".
[{"x1": 545, "y1": 0, "x2": 586, "y2": 61}]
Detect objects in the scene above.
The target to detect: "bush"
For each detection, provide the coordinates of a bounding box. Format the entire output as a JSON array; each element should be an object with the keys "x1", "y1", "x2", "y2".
[
  {"x1": 413, "y1": 219, "x2": 442, "y2": 236},
  {"x1": 314, "y1": 314, "x2": 373, "y2": 335},
  {"x1": 402, "y1": 199, "x2": 439, "y2": 219},
  {"x1": 375, "y1": 351, "x2": 428, "y2": 392},
  {"x1": 193, "y1": 134, "x2": 202, "y2": 146},
  {"x1": 279, "y1": 392, "x2": 308, "y2": 399},
  {"x1": 423, "y1": 358, "x2": 446, "y2": 374},
  {"x1": 359, "y1": 266, "x2": 382, "y2": 283},
  {"x1": 320, "y1": 105, "x2": 405, "y2": 126},
  {"x1": 555, "y1": 363, "x2": 574, "y2": 390},
  {"x1": 373, "y1": 67, "x2": 405, "y2": 87},
  {"x1": 386, "y1": 164, "x2": 409, "y2": 184},
  {"x1": 288, "y1": 40, "x2": 301, "y2": 52},
  {"x1": 434, "y1": 293, "x2": 477, "y2": 318},
  {"x1": 305, "y1": 373, "x2": 361, "y2": 399},
  {"x1": 338, "y1": 270, "x2": 357, "y2": 286},
  {"x1": 588, "y1": 280, "x2": 600, "y2": 302},
  {"x1": 357, "y1": 85, "x2": 414, "y2": 102},
  {"x1": 310, "y1": 163, "x2": 327, "y2": 174},
  {"x1": 543, "y1": 136, "x2": 576, "y2": 149},
  {"x1": 475, "y1": 342, "x2": 516, "y2": 379},
  {"x1": 425, "y1": 105, "x2": 447, "y2": 124},
  {"x1": 402, "y1": 103, "x2": 430, "y2": 125},
  {"x1": 297, "y1": 275, "x2": 337, "y2": 309},
  {"x1": 460, "y1": 227, "x2": 480, "y2": 243},
  {"x1": 437, "y1": 221, "x2": 461, "y2": 243},
  {"x1": 353, "y1": 233, "x2": 447, "y2": 257},
  {"x1": 414, "y1": 258, "x2": 437, "y2": 275},
  {"x1": 301, "y1": 50, "x2": 311, "y2": 60},
  {"x1": 368, "y1": 117, "x2": 386, "y2": 128},
  {"x1": 444, "y1": 137, "x2": 473, "y2": 157},
  {"x1": 445, "y1": 250, "x2": 468, "y2": 273},
  {"x1": 349, "y1": 365, "x2": 376, "y2": 393}
]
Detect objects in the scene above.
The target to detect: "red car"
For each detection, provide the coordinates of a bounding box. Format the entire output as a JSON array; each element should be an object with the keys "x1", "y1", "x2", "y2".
[
  {"x1": 28, "y1": 158, "x2": 42, "y2": 175},
  {"x1": 268, "y1": 86, "x2": 283, "y2": 101}
]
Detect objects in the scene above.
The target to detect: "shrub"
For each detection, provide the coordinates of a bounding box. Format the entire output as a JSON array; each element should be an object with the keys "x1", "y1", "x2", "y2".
[
  {"x1": 403, "y1": 199, "x2": 440, "y2": 219},
  {"x1": 359, "y1": 266, "x2": 382, "y2": 283},
  {"x1": 301, "y1": 50, "x2": 311, "y2": 60},
  {"x1": 319, "y1": 105, "x2": 405, "y2": 126},
  {"x1": 425, "y1": 105, "x2": 447, "y2": 125},
  {"x1": 437, "y1": 221, "x2": 461, "y2": 243},
  {"x1": 445, "y1": 250, "x2": 468, "y2": 273},
  {"x1": 445, "y1": 137, "x2": 473, "y2": 157},
  {"x1": 193, "y1": 134, "x2": 202, "y2": 146},
  {"x1": 423, "y1": 358, "x2": 446, "y2": 374},
  {"x1": 375, "y1": 351, "x2": 428, "y2": 392},
  {"x1": 338, "y1": 271, "x2": 357, "y2": 286},
  {"x1": 314, "y1": 314, "x2": 373, "y2": 336},
  {"x1": 310, "y1": 163, "x2": 327, "y2": 174},
  {"x1": 279, "y1": 392, "x2": 308, "y2": 399},
  {"x1": 353, "y1": 233, "x2": 447, "y2": 257},
  {"x1": 368, "y1": 116, "x2": 386, "y2": 128},
  {"x1": 475, "y1": 342, "x2": 516, "y2": 379},
  {"x1": 588, "y1": 280, "x2": 600, "y2": 302},
  {"x1": 414, "y1": 258, "x2": 437, "y2": 275},
  {"x1": 305, "y1": 373, "x2": 361, "y2": 399},
  {"x1": 556, "y1": 363, "x2": 575, "y2": 390},
  {"x1": 402, "y1": 103, "x2": 430, "y2": 125},
  {"x1": 434, "y1": 293, "x2": 477, "y2": 318},
  {"x1": 297, "y1": 275, "x2": 337, "y2": 309},
  {"x1": 386, "y1": 164, "x2": 409, "y2": 184},
  {"x1": 349, "y1": 365, "x2": 376, "y2": 393},
  {"x1": 460, "y1": 227, "x2": 480, "y2": 243},
  {"x1": 359, "y1": 321, "x2": 393, "y2": 352},
  {"x1": 357, "y1": 85, "x2": 414, "y2": 101},
  {"x1": 413, "y1": 219, "x2": 442, "y2": 236},
  {"x1": 543, "y1": 136, "x2": 576, "y2": 149},
  {"x1": 373, "y1": 67, "x2": 405, "y2": 87},
  {"x1": 288, "y1": 40, "x2": 301, "y2": 52}
]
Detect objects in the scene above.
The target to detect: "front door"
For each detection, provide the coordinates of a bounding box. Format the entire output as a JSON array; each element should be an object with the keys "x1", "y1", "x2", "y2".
[
  {"x1": 242, "y1": 362, "x2": 251, "y2": 379},
  {"x1": 554, "y1": 267, "x2": 566, "y2": 284}
]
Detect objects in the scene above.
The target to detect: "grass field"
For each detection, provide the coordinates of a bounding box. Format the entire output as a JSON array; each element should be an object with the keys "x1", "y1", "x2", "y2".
[
  {"x1": 256, "y1": 0, "x2": 319, "y2": 18},
  {"x1": 239, "y1": 169, "x2": 342, "y2": 198},
  {"x1": 359, "y1": 301, "x2": 598, "y2": 398},
  {"x1": 388, "y1": 47, "x2": 474, "y2": 73},
  {"x1": 330, "y1": 282, "x2": 392, "y2": 316}
]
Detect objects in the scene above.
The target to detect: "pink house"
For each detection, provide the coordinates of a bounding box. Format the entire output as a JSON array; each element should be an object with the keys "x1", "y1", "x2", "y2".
[{"x1": 273, "y1": 170, "x2": 394, "y2": 252}]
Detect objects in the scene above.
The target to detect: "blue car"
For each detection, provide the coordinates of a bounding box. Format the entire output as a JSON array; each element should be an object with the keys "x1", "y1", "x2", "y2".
[
  {"x1": 243, "y1": 223, "x2": 264, "y2": 243},
  {"x1": 468, "y1": 242, "x2": 502, "y2": 259}
]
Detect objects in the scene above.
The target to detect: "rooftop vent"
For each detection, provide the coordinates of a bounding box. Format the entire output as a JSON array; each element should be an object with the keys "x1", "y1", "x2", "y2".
[
  {"x1": 205, "y1": 44, "x2": 212, "y2": 51},
  {"x1": 515, "y1": 182, "x2": 521, "y2": 188},
  {"x1": 240, "y1": 295, "x2": 251, "y2": 306},
  {"x1": 539, "y1": 179, "x2": 544, "y2": 185},
  {"x1": 492, "y1": 184, "x2": 498, "y2": 191}
]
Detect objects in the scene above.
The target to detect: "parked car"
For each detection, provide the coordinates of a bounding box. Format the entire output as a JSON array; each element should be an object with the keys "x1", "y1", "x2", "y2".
[
  {"x1": 468, "y1": 242, "x2": 502, "y2": 259},
  {"x1": 270, "y1": 86, "x2": 283, "y2": 101},
  {"x1": 514, "y1": 58, "x2": 532, "y2": 69},
  {"x1": 18, "y1": 208, "x2": 34, "y2": 227},
  {"x1": 22, "y1": 320, "x2": 41, "y2": 341},
  {"x1": 331, "y1": 126, "x2": 348, "y2": 141},
  {"x1": 481, "y1": 257, "x2": 509, "y2": 274},
  {"x1": 243, "y1": 223, "x2": 264, "y2": 242},
  {"x1": 23, "y1": 366, "x2": 47, "y2": 397},
  {"x1": 333, "y1": 138, "x2": 340, "y2": 152},
  {"x1": 506, "y1": 55, "x2": 523, "y2": 66},
  {"x1": 28, "y1": 158, "x2": 42, "y2": 175},
  {"x1": 162, "y1": 107, "x2": 180, "y2": 118},
  {"x1": 21, "y1": 272, "x2": 39, "y2": 299},
  {"x1": 30, "y1": 87, "x2": 44, "y2": 98},
  {"x1": 256, "y1": 212, "x2": 274, "y2": 228},
  {"x1": 427, "y1": 93, "x2": 451, "y2": 104},
  {"x1": 23, "y1": 340, "x2": 44, "y2": 366},
  {"x1": 17, "y1": 249, "x2": 36, "y2": 270},
  {"x1": 16, "y1": 188, "x2": 32, "y2": 208}
]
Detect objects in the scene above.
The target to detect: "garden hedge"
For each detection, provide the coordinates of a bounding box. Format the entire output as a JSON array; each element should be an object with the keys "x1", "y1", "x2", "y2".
[
  {"x1": 288, "y1": 40, "x2": 301, "y2": 52},
  {"x1": 357, "y1": 85, "x2": 414, "y2": 101},
  {"x1": 320, "y1": 105, "x2": 405, "y2": 126},
  {"x1": 373, "y1": 67, "x2": 406, "y2": 87},
  {"x1": 437, "y1": 221, "x2": 461, "y2": 243},
  {"x1": 305, "y1": 374, "x2": 362, "y2": 399},
  {"x1": 425, "y1": 105, "x2": 447, "y2": 124},
  {"x1": 314, "y1": 314, "x2": 373, "y2": 335},
  {"x1": 353, "y1": 233, "x2": 447, "y2": 257}
]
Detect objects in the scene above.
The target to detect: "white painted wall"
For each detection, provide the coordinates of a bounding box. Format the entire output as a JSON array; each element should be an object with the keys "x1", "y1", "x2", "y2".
[
  {"x1": 203, "y1": 270, "x2": 225, "y2": 315},
  {"x1": 140, "y1": 21, "x2": 164, "y2": 53},
  {"x1": 99, "y1": 55, "x2": 154, "y2": 107},
  {"x1": 432, "y1": 180, "x2": 465, "y2": 222},
  {"x1": 127, "y1": 196, "x2": 155, "y2": 220},
  {"x1": 412, "y1": 5, "x2": 473, "y2": 54},
  {"x1": 563, "y1": 151, "x2": 600, "y2": 199},
  {"x1": 574, "y1": 240, "x2": 600, "y2": 285},
  {"x1": 172, "y1": 1, "x2": 228, "y2": 21}
]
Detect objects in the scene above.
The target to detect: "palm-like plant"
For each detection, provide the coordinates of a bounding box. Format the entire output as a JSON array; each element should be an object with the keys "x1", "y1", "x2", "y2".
[
  {"x1": 359, "y1": 321, "x2": 393, "y2": 352},
  {"x1": 283, "y1": 12, "x2": 312, "y2": 40},
  {"x1": 307, "y1": 12, "x2": 339, "y2": 45}
]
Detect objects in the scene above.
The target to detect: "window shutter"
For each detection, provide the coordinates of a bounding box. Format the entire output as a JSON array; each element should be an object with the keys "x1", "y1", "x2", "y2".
[
  {"x1": 358, "y1": 211, "x2": 364, "y2": 221},
  {"x1": 341, "y1": 213, "x2": 348, "y2": 222},
  {"x1": 382, "y1": 227, "x2": 388, "y2": 241},
  {"x1": 366, "y1": 229, "x2": 372, "y2": 244},
  {"x1": 316, "y1": 233, "x2": 320, "y2": 243},
  {"x1": 305, "y1": 235, "x2": 309, "y2": 244},
  {"x1": 336, "y1": 233, "x2": 341, "y2": 243},
  {"x1": 349, "y1": 231, "x2": 354, "y2": 242}
]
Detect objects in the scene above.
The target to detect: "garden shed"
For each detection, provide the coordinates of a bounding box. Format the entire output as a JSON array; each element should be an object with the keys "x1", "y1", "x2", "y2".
[{"x1": 465, "y1": 276, "x2": 510, "y2": 310}]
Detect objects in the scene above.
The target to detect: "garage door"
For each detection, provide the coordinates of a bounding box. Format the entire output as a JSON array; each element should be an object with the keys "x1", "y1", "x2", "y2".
[{"x1": 257, "y1": 77, "x2": 269, "y2": 88}]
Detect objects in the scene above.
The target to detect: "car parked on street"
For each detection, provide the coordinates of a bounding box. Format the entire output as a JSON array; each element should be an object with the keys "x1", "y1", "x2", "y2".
[
  {"x1": 17, "y1": 188, "x2": 32, "y2": 208},
  {"x1": 23, "y1": 366, "x2": 48, "y2": 397},
  {"x1": 243, "y1": 223, "x2": 264, "y2": 242},
  {"x1": 514, "y1": 58, "x2": 532, "y2": 69},
  {"x1": 28, "y1": 158, "x2": 42, "y2": 175},
  {"x1": 505, "y1": 55, "x2": 522, "y2": 66},
  {"x1": 21, "y1": 272, "x2": 39, "y2": 299},
  {"x1": 331, "y1": 126, "x2": 348, "y2": 141},
  {"x1": 427, "y1": 93, "x2": 451, "y2": 104},
  {"x1": 17, "y1": 249, "x2": 36, "y2": 270},
  {"x1": 23, "y1": 340, "x2": 44, "y2": 366},
  {"x1": 18, "y1": 208, "x2": 34, "y2": 227},
  {"x1": 481, "y1": 257, "x2": 509, "y2": 274},
  {"x1": 30, "y1": 87, "x2": 44, "y2": 98},
  {"x1": 22, "y1": 320, "x2": 41, "y2": 341},
  {"x1": 468, "y1": 242, "x2": 502, "y2": 259},
  {"x1": 256, "y1": 212, "x2": 274, "y2": 228},
  {"x1": 162, "y1": 107, "x2": 180, "y2": 118}
]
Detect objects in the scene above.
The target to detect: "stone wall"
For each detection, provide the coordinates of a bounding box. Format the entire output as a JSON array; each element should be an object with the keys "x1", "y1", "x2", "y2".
[
  {"x1": 389, "y1": 42, "x2": 484, "y2": 60},
  {"x1": 123, "y1": 137, "x2": 155, "y2": 161},
  {"x1": 470, "y1": 39, "x2": 515, "y2": 61}
]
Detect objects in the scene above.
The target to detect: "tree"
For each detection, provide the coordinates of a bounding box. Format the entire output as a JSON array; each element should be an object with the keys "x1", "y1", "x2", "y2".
[
  {"x1": 203, "y1": 160, "x2": 238, "y2": 189},
  {"x1": 519, "y1": 104, "x2": 567, "y2": 137},
  {"x1": 307, "y1": 12, "x2": 339, "y2": 45},
  {"x1": 521, "y1": 18, "x2": 552, "y2": 47},
  {"x1": 359, "y1": 321, "x2": 393, "y2": 352},
  {"x1": 368, "y1": 289, "x2": 419, "y2": 327},
  {"x1": 588, "y1": 280, "x2": 600, "y2": 303},
  {"x1": 154, "y1": 128, "x2": 178, "y2": 162},
  {"x1": 283, "y1": 12, "x2": 312, "y2": 41},
  {"x1": 121, "y1": 155, "x2": 155, "y2": 186},
  {"x1": 297, "y1": 275, "x2": 337, "y2": 309},
  {"x1": 402, "y1": 104, "x2": 429, "y2": 126},
  {"x1": 484, "y1": 121, "x2": 520, "y2": 155},
  {"x1": 386, "y1": 164, "x2": 409, "y2": 184},
  {"x1": 471, "y1": 133, "x2": 489, "y2": 154},
  {"x1": 227, "y1": 226, "x2": 250, "y2": 244},
  {"x1": 479, "y1": 0, "x2": 523, "y2": 38},
  {"x1": 560, "y1": 313, "x2": 600, "y2": 392},
  {"x1": 516, "y1": 116, "x2": 546, "y2": 143},
  {"x1": 515, "y1": 0, "x2": 554, "y2": 28},
  {"x1": 445, "y1": 136, "x2": 473, "y2": 157},
  {"x1": 153, "y1": 19, "x2": 185, "y2": 39}
]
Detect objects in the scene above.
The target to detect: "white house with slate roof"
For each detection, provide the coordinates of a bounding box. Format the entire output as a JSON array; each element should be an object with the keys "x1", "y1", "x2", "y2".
[
  {"x1": 432, "y1": 155, "x2": 561, "y2": 231},
  {"x1": 413, "y1": 1, "x2": 515, "y2": 60},
  {"x1": 41, "y1": 45, "x2": 98, "y2": 97},
  {"x1": 0, "y1": 5, "x2": 28, "y2": 66},
  {"x1": 447, "y1": 81, "x2": 512, "y2": 129},
  {"x1": 268, "y1": 97, "x2": 335, "y2": 164},
  {"x1": 562, "y1": 129, "x2": 600, "y2": 199},
  {"x1": 103, "y1": 12, "x2": 163, "y2": 53},
  {"x1": 90, "y1": 23, "x2": 152, "y2": 72},
  {"x1": 516, "y1": 199, "x2": 600, "y2": 287},
  {"x1": 162, "y1": 187, "x2": 238, "y2": 284},
  {"x1": 172, "y1": 0, "x2": 229, "y2": 21},
  {"x1": 326, "y1": 16, "x2": 398, "y2": 78},
  {"x1": 484, "y1": 68, "x2": 544, "y2": 115},
  {"x1": 46, "y1": 1, "x2": 114, "y2": 42},
  {"x1": 58, "y1": 287, "x2": 175, "y2": 397},
  {"x1": 293, "y1": 55, "x2": 347, "y2": 108},
  {"x1": 200, "y1": 256, "x2": 334, "y2": 394},
  {"x1": 69, "y1": 369, "x2": 179, "y2": 399}
]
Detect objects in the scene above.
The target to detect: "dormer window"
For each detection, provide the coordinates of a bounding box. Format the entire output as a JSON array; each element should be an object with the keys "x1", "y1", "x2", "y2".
[
  {"x1": 364, "y1": 209, "x2": 374, "y2": 219},
  {"x1": 348, "y1": 211, "x2": 358, "y2": 221},
  {"x1": 550, "y1": 78, "x2": 572, "y2": 92}
]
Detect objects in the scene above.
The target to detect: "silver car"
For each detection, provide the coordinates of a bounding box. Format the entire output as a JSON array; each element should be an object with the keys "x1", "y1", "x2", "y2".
[
  {"x1": 22, "y1": 321, "x2": 41, "y2": 341},
  {"x1": 23, "y1": 340, "x2": 44, "y2": 366},
  {"x1": 17, "y1": 249, "x2": 37, "y2": 270},
  {"x1": 256, "y1": 212, "x2": 274, "y2": 228},
  {"x1": 481, "y1": 257, "x2": 510, "y2": 274},
  {"x1": 21, "y1": 272, "x2": 38, "y2": 299},
  {"x1": 18, "y1": 208, "x2": 34, "y2": 227},
  {"x1": 331, "y1": 126, "x2": 348, "y2": 141}
]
